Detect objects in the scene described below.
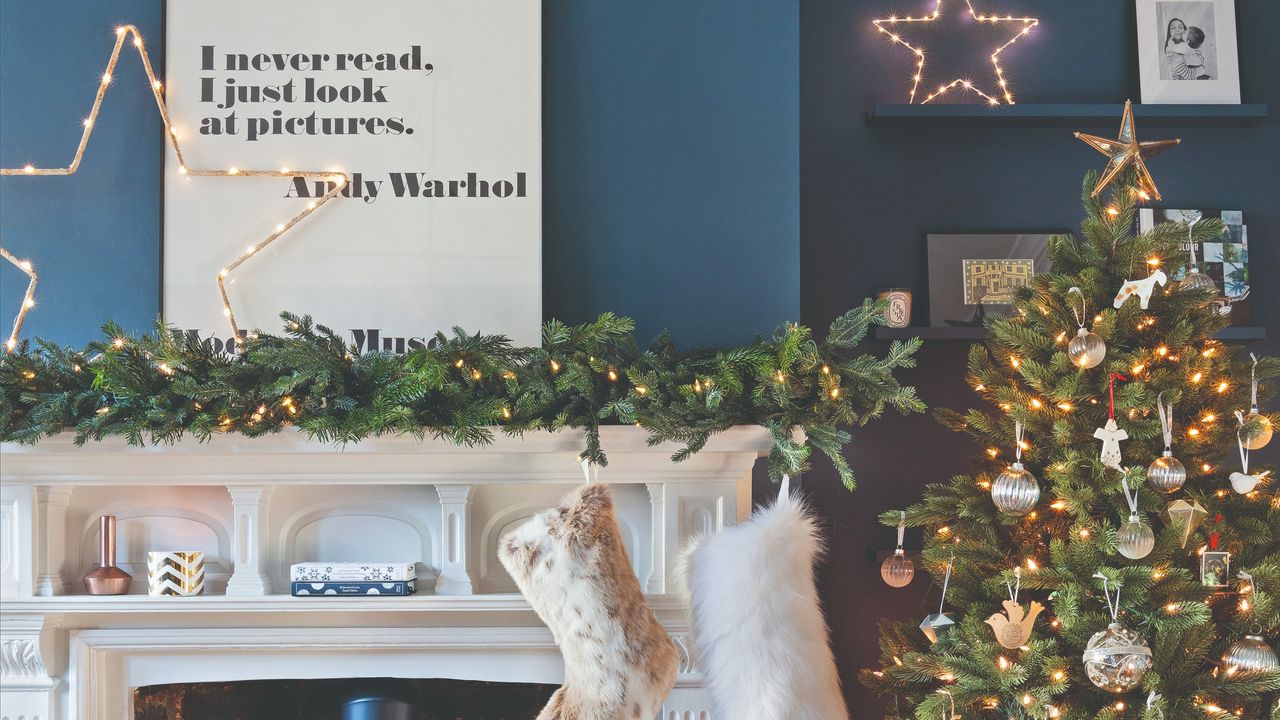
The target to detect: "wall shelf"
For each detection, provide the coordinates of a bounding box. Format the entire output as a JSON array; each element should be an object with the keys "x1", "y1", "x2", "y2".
[
  {"x1": 867, "y1": 103, "x2": 1270, "y2": 127},
  {"x1": 874, "y1": 326, "x2": 1266, "y2": 342}
]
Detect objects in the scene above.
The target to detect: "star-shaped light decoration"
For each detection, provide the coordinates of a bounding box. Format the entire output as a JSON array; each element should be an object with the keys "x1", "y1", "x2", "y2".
[
  {"x1": 0, "y1": 248, "x2": 38, "y2": 353},
  {"x1": 1074, "y1": 100, "x2": 1181, "y2": 201},
  {"x1": 0, "y1": 25, "x2": 348, "y2": 339},
  {"x1": 872, "y1": 0, "x2": 1038, "y2": 104}
]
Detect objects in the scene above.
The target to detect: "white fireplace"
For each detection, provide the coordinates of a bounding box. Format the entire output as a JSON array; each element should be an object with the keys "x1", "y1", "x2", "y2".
[{"x1": 0, "y1": 426, "x2": 771, "y2": 719}]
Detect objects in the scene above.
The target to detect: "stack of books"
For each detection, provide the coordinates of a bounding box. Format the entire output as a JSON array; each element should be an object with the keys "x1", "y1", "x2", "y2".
[{"x1": 289, "y1": 562, "x2": 418, "y2": 596}]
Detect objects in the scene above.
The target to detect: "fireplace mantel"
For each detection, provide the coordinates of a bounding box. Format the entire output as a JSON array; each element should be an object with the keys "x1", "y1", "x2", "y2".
[{"x1": 0, "y1": 426, "x2": 771, "y2": 719}]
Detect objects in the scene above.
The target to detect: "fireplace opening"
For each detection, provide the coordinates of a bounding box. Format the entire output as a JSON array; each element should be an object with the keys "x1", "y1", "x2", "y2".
[{"x1": 134, "y1": 678, "x2": 559, "y2": 720}]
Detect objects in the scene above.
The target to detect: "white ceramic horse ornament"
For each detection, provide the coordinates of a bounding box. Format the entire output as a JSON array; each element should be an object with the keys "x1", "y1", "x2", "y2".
[{"x1": 1113, "y1": 269, "x2": 1167, "y2": 310}]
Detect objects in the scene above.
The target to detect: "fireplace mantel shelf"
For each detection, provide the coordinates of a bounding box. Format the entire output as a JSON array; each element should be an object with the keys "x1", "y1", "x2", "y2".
[{"x1": 1, "y1": 425, "x2": 770, "y2": 719}]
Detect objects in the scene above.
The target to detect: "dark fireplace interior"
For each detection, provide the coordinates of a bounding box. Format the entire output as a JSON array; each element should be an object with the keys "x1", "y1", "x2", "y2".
[{"x1": 134, "y1": 678, "x2": 558, "y2": 720}]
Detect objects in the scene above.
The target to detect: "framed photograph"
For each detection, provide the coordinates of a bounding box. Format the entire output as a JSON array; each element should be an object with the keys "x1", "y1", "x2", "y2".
[
  {"x1": 926, "y1": 234, "x2": 1054, "y2": 328},
  {"x1": 163, "y1": 0, "x2": 542, "y2": 353},
  {"x1": 1138, "y1": 208, "x2": 1249, "y2": 322},
  {"x1": 1136, "y1": 0, "x2": 1241, "y2": 104},
  {"x1": 1201, "y1": 550, "x2": 1230, "y2": 587}
]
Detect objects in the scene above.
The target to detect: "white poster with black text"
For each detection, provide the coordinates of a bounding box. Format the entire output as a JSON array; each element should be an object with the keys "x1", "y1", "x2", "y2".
[{"x1": 163, "y1": 0, "x2": 541, "y2": 352}]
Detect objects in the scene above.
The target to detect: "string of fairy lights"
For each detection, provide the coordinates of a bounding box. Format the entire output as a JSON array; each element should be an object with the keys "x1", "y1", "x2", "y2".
[
  {"x1": 0, "y1": 247, "x2": 38, "y2": 353},
  {"x1": 0, "y1": 24, "x2": 349, "y2": 340},
  {"x1": 872, "y1": 0, "x2": 1038, "y2": 105}
]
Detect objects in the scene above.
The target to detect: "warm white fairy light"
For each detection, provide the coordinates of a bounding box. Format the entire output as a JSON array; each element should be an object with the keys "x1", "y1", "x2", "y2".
[
  {"x1": 872, "y1": 0, "x2": 1038, "y2": 104},
  {"x1": 1, "y1": 248, "x2": 38, "y2": 352},
  {"x1": 0, "y1": 24, "x2": 349, "y2": 339}
]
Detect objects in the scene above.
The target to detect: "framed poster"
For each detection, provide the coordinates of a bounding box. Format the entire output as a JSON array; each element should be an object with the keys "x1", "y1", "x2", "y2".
[
  {"x1": 163, "y1": 0, "x2": 542, "y2": 352},
  {"x1": 1135, "y1": 0, "x2": 1241, "y2": 104},
  {"x1": 1138, "y1": 208, "x2": 1249, "y2": 322},
  {"x1": 926, "y1": 233, "x2": 1053, "y2": 327}
]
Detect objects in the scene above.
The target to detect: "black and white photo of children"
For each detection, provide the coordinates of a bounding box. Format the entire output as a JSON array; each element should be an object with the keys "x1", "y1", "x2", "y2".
[{"x1": 1157, "y1": 2, "x2": 1218, "y2": 80}]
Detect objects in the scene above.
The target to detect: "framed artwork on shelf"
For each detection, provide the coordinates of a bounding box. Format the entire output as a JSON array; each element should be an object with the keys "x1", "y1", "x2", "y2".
[
  {"x1": 925, "y1": 233, "x2": 1054, "y2": 328},
  {"x1": 1138, "y1": 208, "x2": 1249, "y2": 323},
  {"x1": 1135, "y1": 0, "x2": 1241, "y2": 104}
]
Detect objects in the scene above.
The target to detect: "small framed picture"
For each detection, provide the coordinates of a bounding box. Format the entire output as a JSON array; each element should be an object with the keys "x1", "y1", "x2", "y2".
[
  {"x1": 1135, "y1": 0, "x2": 1241, "y2": 104},
  {"x1": 925, "y1": 233, "x2": 1054, "y2": 328},
  {"x1": 1201, "y1": 550, "x2": 1230, "y2": 587},
  {"x1": 1138, "y1": 208, "x2": 1249, "y2": 323}
]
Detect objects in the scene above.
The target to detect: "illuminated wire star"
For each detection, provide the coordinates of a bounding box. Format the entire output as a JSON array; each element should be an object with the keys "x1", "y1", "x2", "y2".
[
  {"x1": 1074, "y1": 100, "x2": 1181, "y2": 201},
  {"x1": 0, "y1": 248, "x2": 38, "y2": 352},
  {"x1": 872, "y1": 0, "x2": 1038, "y2": 104},
  {"x1": 0, "y1": 25, "x2": 348, "y2": 338}
]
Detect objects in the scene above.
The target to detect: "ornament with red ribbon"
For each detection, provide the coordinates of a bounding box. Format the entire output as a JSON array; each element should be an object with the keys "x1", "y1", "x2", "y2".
[{"x1": 1094, "y1": 373, "x2": 1129, "y2": 469}]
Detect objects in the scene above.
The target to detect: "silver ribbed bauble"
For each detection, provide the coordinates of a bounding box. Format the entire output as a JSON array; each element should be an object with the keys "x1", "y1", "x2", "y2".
[
  {"x1": 992, "y1": 462, "x2": 1040, "y2": 516},
  {"x1": 1240, "y1": 410, "x2": 1273, "y2": 450},
  {"x1": 1222, "y1": 636, "x2": 1278, "y2": 675},
  {"x1": 1082, "y1": 623, "x2": 1152, "y2": 693},
  {"x1": 1068, "y1": 328, "x2": 1106, "y2": 369},
  {"x1": 1116, "y1": 513, "x2": 1155, "y2": 559},
  {"x1": 1147, "y1": 451, "x2": 1187, "y2": 494},
  {"x1": 1180, "y1": 269, "x2": 1217, "y2": 292},
  {"x1": 880, "y1": 549, "x2": 915, "y2": 588}
]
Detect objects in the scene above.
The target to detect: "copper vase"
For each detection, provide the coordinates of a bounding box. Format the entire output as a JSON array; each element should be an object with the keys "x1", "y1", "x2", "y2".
[{"x1": 83, "y1": 515, "x2": 132, "y2": 595}]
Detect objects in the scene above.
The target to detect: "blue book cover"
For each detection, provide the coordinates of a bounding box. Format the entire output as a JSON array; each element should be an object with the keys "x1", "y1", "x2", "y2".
[{"x1": 290, "y1": 580, "x2": 417, "y2": 596}]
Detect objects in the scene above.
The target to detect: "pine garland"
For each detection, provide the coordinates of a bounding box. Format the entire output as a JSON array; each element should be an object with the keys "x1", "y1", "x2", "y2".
[
  {"x1": 862, "y1": 171, "x2": 1280, "y2": 718},
  {"x1": 0, "y1": 300, "x2": 924, "y2": 488}
]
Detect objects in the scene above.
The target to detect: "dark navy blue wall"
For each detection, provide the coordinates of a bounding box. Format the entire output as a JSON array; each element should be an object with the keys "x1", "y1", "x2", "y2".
[
  {"x1": 800, "y1": 0, "x2": 1278, "y2": 711},
  {"x1": 0, "y1": 1, "x2": 799, "y2": 347}
]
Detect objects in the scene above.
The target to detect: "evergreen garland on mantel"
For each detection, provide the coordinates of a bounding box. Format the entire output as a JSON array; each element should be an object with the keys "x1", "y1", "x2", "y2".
[{"x1": 0, "y1": 300, "x2": 924, "y2": 488}]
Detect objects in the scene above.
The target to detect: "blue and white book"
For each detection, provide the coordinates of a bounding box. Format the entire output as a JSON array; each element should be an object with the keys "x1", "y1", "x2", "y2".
[
  {"x1": 290, "y1": 580, "x2": 417, "y2": 596},
  {"x1": 290, "y1": 562, "x2": 417, "y2": 582}
]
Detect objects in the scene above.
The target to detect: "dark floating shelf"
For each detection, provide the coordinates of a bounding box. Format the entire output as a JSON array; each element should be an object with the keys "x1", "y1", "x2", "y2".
[
  {"x1": 867, "y1": 103, "x2": 1270, "y2": 127},
  {"x1": 875, "y1": 326, "x2": 1266, "y2": 342}
]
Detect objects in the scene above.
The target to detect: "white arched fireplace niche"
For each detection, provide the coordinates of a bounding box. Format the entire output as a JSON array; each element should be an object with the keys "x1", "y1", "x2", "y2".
[{"x1": 0, "y1": 426, "x2": 770, "y2": 719}]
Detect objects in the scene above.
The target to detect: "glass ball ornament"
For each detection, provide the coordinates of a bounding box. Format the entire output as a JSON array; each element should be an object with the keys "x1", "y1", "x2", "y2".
[
  {"x1": 1240, "y1": 410, "x2": 1273, "y2": 450},
  {"x1": 1180, "y1": 269, "x2": 1217, "y2": 292},
  {"x1": 1221, "y1": 635, "x2": 1278, "y2": 675},
  {"x1": 880, "y1": 549, "x2": 915, "y2": 588},
  {"x1": 1116, "y1": 513, "x2": 1155, "y2": 559},
  {"x1": 1082, "y1": 623, "x2": 1153, "y2": 693},
  {"x1": 1068, "y1": 327, "x2": 1106, "y2": 369},
  {"x1": 992, "y1": 462, "x2": 1040, "y2": 516},
  {"x1": 1147, "y1": 451, "x2": 1187, "y2": 494}
]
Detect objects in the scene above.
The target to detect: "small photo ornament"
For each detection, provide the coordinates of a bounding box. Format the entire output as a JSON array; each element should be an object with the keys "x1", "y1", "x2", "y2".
[{"x1": 1201, "y1": 551, "x2": 1230, "y2": 588}]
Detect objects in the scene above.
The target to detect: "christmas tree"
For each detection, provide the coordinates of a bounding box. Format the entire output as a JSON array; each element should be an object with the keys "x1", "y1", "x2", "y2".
[{"x1": 861, "y1": 167, "x2": 1279, "y2": 719}]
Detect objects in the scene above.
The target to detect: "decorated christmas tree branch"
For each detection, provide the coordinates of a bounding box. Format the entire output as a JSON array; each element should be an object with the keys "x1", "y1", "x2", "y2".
[{"x1": 0, "y1": 300, "x2": 923, "y2": 488}]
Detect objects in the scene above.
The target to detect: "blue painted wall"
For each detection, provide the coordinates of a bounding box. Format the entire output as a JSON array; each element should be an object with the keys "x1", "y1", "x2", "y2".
[
  {"x1": 799, "y1": 0, "x2": 1278, "y2": 711},
  {"x1": 0, "y1": 1, "x2": 799, "y2": 347}
]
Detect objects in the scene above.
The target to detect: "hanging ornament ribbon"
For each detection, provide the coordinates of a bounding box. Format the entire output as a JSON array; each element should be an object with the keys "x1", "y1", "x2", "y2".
[
  {"x1": 935, "y1": 688, "x2": 957, "y2": 720},
  {"x1": 1235, "y1": 414, "x2": 1250, "y2": 476},
  {"x1": 1229, "y1": 412, "x2": 1264, "y2": 494},
  {"x1": 1209, "y1": 513, "x2": 1222, "y2": 551},
  {"x1": 937, "y1": 551, "x2": 954, "y2": 615},
  {"x1": 1014, "y1": 420, "x2": 1025, "y2": 463},
  {"x1": 1093, "y1": 573, "x2": 1122, "y2": 623},
  {"x1": 1156, "y1": 392, "x2": 1174, "y2": 451},
  {"x1": 1108, "y1": 373, "x2": 1127, "y2": 420},
  {"x1": 1250, "y1": 353, "x2": 1259, "y2": 409},
  {"x1": 1146, "y1": 692, "x2": 1164, "y2": 720},
  {"x1": 579, "y1": 457, "x2": 599, "y2": 485},
  {"x1": 1068, "y1": 287, "x2": 1088, "y2": 329},
  {"x1": 779, "y1": 473, "x2": 791, "y2": 501},
  {"x1": 1120, "y1": 470, "x2": 1141, "y2": 517},
  {"x1": 1007, "y1": 566, "x2": 1022, "y2": 606},
  {"x1": 896, "y1": 511, "x2": 907, "y2": 550}
]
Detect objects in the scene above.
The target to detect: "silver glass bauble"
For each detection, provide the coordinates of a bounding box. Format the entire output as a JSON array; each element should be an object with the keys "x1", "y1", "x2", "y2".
[
  {"x1": 1180, "y1": 269, "x2": 1217, "y2": 292},
  {"x1": 880, "y1": 549, "x2": 915, "y2": 588},
  {"x1": 1068, "y1": 328, "x2": 1106, "y2": 369},
  {"x1": 1116, "y1": 513, "x2": 1155, "y2": 560},
  {"x1": 992, "y1": 462, "x2": 1040, "y2": 516},
  {"x1": 1240, "y1": 410, "x2": 1273, "y2": 450},
  {"x1": 1146, "y1": 451, "x2": 1186, "y2": 494},
  {"x1": 1221, "y1": 635, "x2": 1279, "y2": 675},
  {"x1": 1082, "y1": 623, "x2": 1153, "y2": 693}
]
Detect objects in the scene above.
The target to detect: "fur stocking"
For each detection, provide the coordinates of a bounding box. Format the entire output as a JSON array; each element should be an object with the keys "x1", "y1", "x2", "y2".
[
  {"x1": 498, "y1": 483, "x2": 678, "y2": 720},
  {"x1": 683, "y1": 480, "x2": 849, "y2": 720}
]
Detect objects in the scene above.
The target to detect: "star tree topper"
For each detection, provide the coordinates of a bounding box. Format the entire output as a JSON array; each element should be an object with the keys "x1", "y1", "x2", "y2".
[
  {"x1": 872, "y1": 0, "x2": 1039, "y2": 104},
  {"x1": 1075, "y1": 100, "x2": 1181, "y2": 201}
]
